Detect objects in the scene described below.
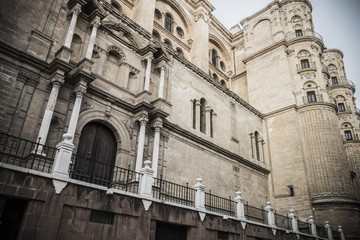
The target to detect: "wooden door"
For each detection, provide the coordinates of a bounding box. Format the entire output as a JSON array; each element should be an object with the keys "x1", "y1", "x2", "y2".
[{"x1": 73, "y1": 122, "x2": 117, "y2": 186}]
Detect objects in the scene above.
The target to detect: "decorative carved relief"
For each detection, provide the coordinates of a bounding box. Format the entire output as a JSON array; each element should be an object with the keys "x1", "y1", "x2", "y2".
[
  {"x1": 17, "y1": 69, "x2": 39, "y2": 87},
  {"x1": 194, "y1": 10, "x2": 211, "y2": 23}
]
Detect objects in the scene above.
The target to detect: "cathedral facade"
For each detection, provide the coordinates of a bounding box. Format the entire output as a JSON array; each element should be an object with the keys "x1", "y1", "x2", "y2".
[{"x1": 0, "y1": 0, "x2": 359, "y2": 239}]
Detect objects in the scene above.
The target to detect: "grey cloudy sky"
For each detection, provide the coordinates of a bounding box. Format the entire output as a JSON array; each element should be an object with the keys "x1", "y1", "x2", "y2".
[{"x1": 210, "y1": 0, "x2": 360, "y2": 107}]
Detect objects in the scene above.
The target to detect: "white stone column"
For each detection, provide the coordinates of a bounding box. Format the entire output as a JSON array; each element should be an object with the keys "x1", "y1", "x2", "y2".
[
  {"x1": 138, "y1": 160, "x2": 154, "y2": 198},
  {"x1": 308, "y1": 216, "x2": 318, "y2": 237},
  {"x1": 195, "y1": 100, "x2": 201, "y2": 130},
  {"x1": 264, "y1": 202, "x2": 275, "y2": 227},
  {"x1": 66, "y1": 84, "x2": 87, "y2": 142},
  {"x1": 85, "y1": 19, "x2": 101, "y2": 59},
  {"x1": 158, "y1": 65, "x2": 166, "y2": 98},
  {"x1": 36, "y1": 75, "x2": 64, "y2": 153},
  {"x1": 205, "y1": 107, "x2": 211, "y2": 136},
  {"x1": 234, "y1": 192, "x2": 245, "y2": 220},
  {"x1": 151, "y1": 120, "x2": 162, "y2": 178},
  {"x1": 144, "y1": 54, "x2": 153, "y2": 91},
  {"x1": 325, "y1": 221, "x2": 334, "y2": 240},
  {"x1": 193, "y1": 178, "x2": 205, "y2": 210},
  {"x1": 135, "y1": 116, "x2": 149, "y2": 173},
  {"x1": 289, "y1": 210, "x2": 299, "y2": 232},
  {"x1": 64, "y1": 5, "x2": 82, "y2": 48}
]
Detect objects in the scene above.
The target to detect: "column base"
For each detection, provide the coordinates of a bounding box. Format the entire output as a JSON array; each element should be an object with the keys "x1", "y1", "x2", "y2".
[{"x1": 55, "y1": 46, "x2": 73, "y2": 63}]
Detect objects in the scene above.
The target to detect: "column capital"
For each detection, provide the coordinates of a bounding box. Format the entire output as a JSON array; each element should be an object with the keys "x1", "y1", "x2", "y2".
[
  {"x1": 72, "y1": 5, "x2": 82, "y2": 16},
  {"x1": 91, "y1": 19, "x2": 101, "y2": 29},
  {"x1": 51, "y1": 75, "x2": 65, "y2": 87},
  {"x1": 146, "y1": 53, "x2": 154, "y2": 62},
  {"x1": 152, "y1": 120, "x2": 163, "y2": 131},
  {"x1": 160, "y1": 65, "x2": 167, "y2": 71},
  {"x1": 139, "y1": 117, "x2": 149, "y2": 126},
  {"x1": 74, "y1": 84, "x2": 87, "y2": 97}
]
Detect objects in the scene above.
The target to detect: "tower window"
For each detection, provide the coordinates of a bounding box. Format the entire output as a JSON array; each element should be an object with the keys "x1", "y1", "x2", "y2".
[
  {"x1": 165, "y1": 13, "x2": 172, "y2": 32},
  {"x1": 345, "y1": 130, "x2": 353, "y2": 141},
  {"x1": 295, "y1": 29, "x2": 303, "y2": 37},
  {"x1": 307, "y1": 91, "x2": 317, "y2": 103},
  {"x1": 338, "y1": 103, "x2": 346, "y2": 112},
  {"x1": 301, "y1": 59, "x2": 310, "y2": 69},
  {"x1": 200, "y1": 98, "x2": 206, "y2": 134},
  {"x1": 154, "y1": 9, "x2": 162, "y2": 19},
  {"x1": 288, "y1": 186, "x2": 295, "y2": 196},
  {"x1": 331, "y1": 76, "x2": 338, "y2": 85},
  {"x1": 220, "y1": 61, "x2": 226, "y2": 71},
  {"x1": 176, "y1": 27, "x2": 184, "y2": 38},
  {"x1": 211, "y1": 49, "x2": 217, "y2": 66}
]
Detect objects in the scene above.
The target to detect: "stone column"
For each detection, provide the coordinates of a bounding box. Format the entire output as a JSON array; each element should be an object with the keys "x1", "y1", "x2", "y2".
[
  {"x1": 195, "y1": 100, "x2": 201, "y2": 130},
  {"x1": 135, "y1": 116, "x2": 149, "y2": 173},
  {"x1": 144, "y1": 54, "x2": 153, "y2": 91},
  {"x1": 36, "y1": 75, "x2": 64, "y2": 153},
  {"x1": 206, "y1": 107, "x2": 211, "y2": 136},
  {"x1": 288, "y1": 210, "x2": 299, "y2": 232},
  {"x1": 85, "y1": 19, "x2": 101, "y2": 59},
  {"x1": 64, "y1": 5, "x2": 82, "y2": 48},
  {"x1": 234, "y1": 192, "x2": 245, "y2": 220},
  {"x1": 66, "y1": 84, "x2": 87, "y2": 142},
  {"x1": 249, "y1": 133, "x2": 254, "y2": 158},
  {"x1": 138, "y1": 160, "x2": 154, "y2": 198},
  {"x1": 264, "y1": 202, "x2": 275, "y2": 227},
  {"x1": 325, "y1": 221, "x2": 334, "y2": 240},
  {"x1": 158, "y1": 65, "x2": 166, "y2": 98},
  {"x1": 308, "y1": 216, "x2": 318, "y2": 237},
  {"x1": 151, "y1": 120, "x2": 162, "y2": 178},
  {"x1": 193, "y1": 178, "x2": 205, "y2": 210}
]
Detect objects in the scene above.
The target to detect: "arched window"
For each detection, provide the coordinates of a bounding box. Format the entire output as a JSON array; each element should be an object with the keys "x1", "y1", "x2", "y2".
[
  {"x1": 220, "y1": 80, "x2": 226, "y2": 88},
  {"x1": 211, "y1": 49, "x2": 217, "y2": 66},
  {"x1": 220, "y1": 61, "x2": 226, "y2": 71},
  {"x1": 176, "y1": 27, "x2": 184, "y2": 38},
  {"x1": 152, "y1": 30, "x2": 160, "y2": 41},
  {"x1": 104, "y1": 50, "x2": 122, "y2": 82},
  {"x1": 212, "y1": 73, "x2": 218, "y2": 81},
  {"x1": 165, "y1": 13, "x2": 173, "y2": 32},
  {"x1": 200, "y1": 98, "x2": 207, "y2": 134},
  {"x1": 154, "y1": 9, "x2": 162, "y2": 20},
  {"x1": 192, "y1": 100, "x2": 196, "y2": 129},
  {"x1": 255, "y1": 131, "x2": 260, "y2": 161},
  {"x1": 176, "y1": 47, "x2": 184, "y2": 57},
  {"x1": 111, "y1": 1, "x2": 122, "y2": 11},
  {"x1": 164, "y1": 39, "x2": 172, "y2": 48},
  {"x1": 72, "y1": 122, "x2": 117, "y2": 187}
]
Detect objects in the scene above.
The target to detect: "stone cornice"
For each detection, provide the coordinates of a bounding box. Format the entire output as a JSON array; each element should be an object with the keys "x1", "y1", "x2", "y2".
[
  {"x1": 209, "y1": 14, "x2": 233, "y2": 42},
  {"x1": 324, "y1": 48, "x2": 344, "y2": 58},
  {"x1": 162, "y1": 120, "x2": 270, "y2": 175},
  {"x1": 232, "y1": 71, "x2": 247, "y2": 80},
  {"x1": 297, "y1": 102, "x2": 337, "y2": 112}
]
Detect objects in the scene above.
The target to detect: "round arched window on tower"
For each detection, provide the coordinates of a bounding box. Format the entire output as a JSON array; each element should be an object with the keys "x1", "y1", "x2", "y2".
[
  {"x1": 152, "y1": 30, "x2": 160, "y2": 41},
  {"x1": 220, "y1": 61, "x2": 226, "y2": 71},
  {"x1": 176, "y1": 47, "x2": 184, "y2": 57},
  {"x1": 154, "y1": 9, "x2": 162, "y2": 20},
  {"x1": 176, "y1": 27, "x2": 184, "y2": 38}
]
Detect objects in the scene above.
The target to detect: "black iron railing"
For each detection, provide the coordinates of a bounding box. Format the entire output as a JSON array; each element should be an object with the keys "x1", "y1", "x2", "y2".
[
  {"x1": 0, "y1": 133, "x2": 56, "y2": 173},
  {"x1": 274, "y1": 212, "x2": 291, "y2": 229},
  {"x1": 152, "y1": 176, "x2": 194, "y2": 206},
  {"x1": 245, "y1": 202, "x2": 267, "y2": 224},
  {"x1": 205, "y1": 191, "x2": 235, "y2": 216},
  {"x1": 316, "y1": 224, "x2": 327, "y2": 238},
  {"x1": 332, "y1": 230, "x2": 341, "y2": 240},
  {"x1": 298, "y1": 220, "x2": 311, "y2": 234},
  {"x1": 69, "y1": 155, "x2": 141, "y2": 193}
]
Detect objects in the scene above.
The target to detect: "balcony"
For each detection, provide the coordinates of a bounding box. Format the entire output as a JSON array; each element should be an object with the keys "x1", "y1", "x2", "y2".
[
  {"x1": 286, "y1": 30, "x2": 323, "y2": 42},
  {"x1": 297, "y1": 61, "x2": 316, "y2": 74},
  {"x1": 329, "y1": 78, "x2": 356, "y2": 91}
]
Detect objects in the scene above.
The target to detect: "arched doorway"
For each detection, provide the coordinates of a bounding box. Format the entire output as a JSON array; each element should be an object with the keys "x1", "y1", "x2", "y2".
[{"x1": 72, "y1": 122, "x2": 117, "y2": 186}]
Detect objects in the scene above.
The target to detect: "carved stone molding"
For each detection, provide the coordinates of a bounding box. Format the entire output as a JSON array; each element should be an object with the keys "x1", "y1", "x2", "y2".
[{"x1": 17, "y1": 69, "x2": 39, "y2": 87}]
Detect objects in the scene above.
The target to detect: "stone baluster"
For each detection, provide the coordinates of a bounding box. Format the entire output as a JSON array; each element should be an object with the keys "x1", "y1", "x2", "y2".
[
  {"x1": 151, "y1": 120, "x2": 162, "y2": 178},
  {"x1": 325, "y1": 221, "x2": 333, "y2": 240},
  {"x1": 138, "y1": 160, "x2": 154, "y2": 197},
  {"x1": 144, "y1": 54, "x2": 153, "y2": 91},
  {"x1": 264, "y1": 202, "x2": 275, "y2": 227},
  {"x1": 66, "y1": 84, "x2": 87, "y2": 142},
  {"x1": 158, "y1": 65, "x2": 166, "y2": 98},
  {"x1": 288, "y1": 210, "x2": 299, "y2": 232},
  {"x1": 308, "y1": 216, "x2": 318, "y2": 237},
  {"x1": 64, "y1": 5, "x2": 82, "y2": 48},
  {"x1": 193, "y1": 178, "x2": 205, "y2": 210},
  {"x1": 85, "y1": 19, "x2": 101, "y2": 59},
  {"x1": 338, "y1": 226, "x2": 345, "y2": 240},
  {"x1": 36, "y1": 75, "x2": 64, "y2": 154},
  {"x1": 234, "y1": 192, "x2": 245, "y2": 220},
  {"x1": 135, "y1": 116, "x2": 149, "y2": 173}
]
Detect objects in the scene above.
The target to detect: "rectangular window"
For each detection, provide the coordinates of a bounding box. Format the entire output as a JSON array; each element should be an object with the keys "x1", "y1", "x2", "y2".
[
  {"x1": 301, "y1": 59, "x2": 310, "y2": 69},
  {"x1": 338, "y1": 103, "x2": 346, "y2": 112},
  {"x1": 288, "y1": 186, "x2": 295, "y2": 197},
  {"x1": 295, "y1": 29, "x2": 303, "y2": 37},
  {"x1": 90, "y1": 210, "x2": 114, "y2": 225},
  {"x1": 331, "y1": 77, "x2": 338, "y2": 85},
  {"x1": 345, "y1": 130, "x2": 353, "y2": 141},
  {"x1": 307, "y1": 91, "x2": 317, "y2": 103},
  {"x1": 192, "y1": 101, "x2": 196, "y2": 129}
]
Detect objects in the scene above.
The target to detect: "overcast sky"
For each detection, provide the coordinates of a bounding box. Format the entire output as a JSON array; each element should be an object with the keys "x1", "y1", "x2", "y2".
[{"x1": 210, "y1": 0, "x2": 360, "y2": 107}]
